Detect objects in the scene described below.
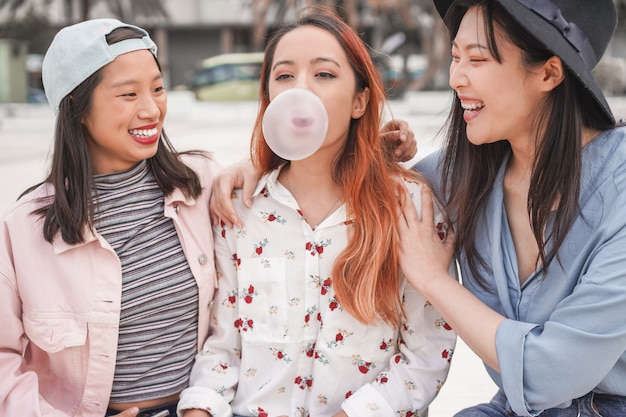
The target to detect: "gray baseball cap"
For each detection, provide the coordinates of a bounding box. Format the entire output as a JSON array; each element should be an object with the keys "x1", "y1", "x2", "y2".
[{"x1": 42, "y1": 18, "x2": 157, "y2": 114}]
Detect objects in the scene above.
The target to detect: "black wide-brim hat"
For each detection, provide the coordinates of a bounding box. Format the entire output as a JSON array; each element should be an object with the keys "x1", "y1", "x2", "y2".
[{"x1": 434, "y1": 0, "x2": 617, "y2": 124}]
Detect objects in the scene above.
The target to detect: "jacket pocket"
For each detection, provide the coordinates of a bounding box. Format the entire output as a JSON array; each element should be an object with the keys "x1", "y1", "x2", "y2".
[{"x1": 23, "y1": 313, "x2": 88, "y2": 353}]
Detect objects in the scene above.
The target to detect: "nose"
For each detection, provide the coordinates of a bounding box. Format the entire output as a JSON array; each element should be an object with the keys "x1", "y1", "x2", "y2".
[
  {"x1": 449, "y1": 60, "x2": 468, "y2": 90},
  {"x1": 293, "y1": 74, "x2": 310, "y2": 90},
  {"x1": 137, "y1": 93, "x2": 163, "y2": 120}
]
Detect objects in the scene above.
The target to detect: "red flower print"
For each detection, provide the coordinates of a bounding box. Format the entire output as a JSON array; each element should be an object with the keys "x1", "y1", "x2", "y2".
[
  {"x1": 345, "y1": 391, "x2": 353, "y2": 399},
  {"x1": 436, "y1": 222, "x2": 446, "y2": 241},
  {"x1": 241, "y1": 285, "x2": 257, "y2": 304},
  {"x1": 443, "y1": 322, "x2": 452, "y2": 331},
  {"x1": 268, "y1": 214, "x2": 276, "y2": 221},
  {"x1": 353, "y1": 355, "x2": 376, "y2": 374},
  {"x1": 329, "y1": 300, "x2": 338, "y2": 311},
  {"x1": 394, "y1": 354, "x2": 402, "y2": 364},
  {"x1": 379, "y1": 338, "x2": 393, "y2": 352},
  {"x1": 335, "y1": 333, "x2": 344, "y2": 342},
  {"x1": 232, "y1": 253, "x2": 241, "y2": 266},
  {"x1": 236, "y1": 317, "x2": 254, "y2": 332},
  {"x1": 228, "y1": 295, "x2": 236, "y2": 304},
  {"x1": 320, "y1": 277, "x2": 332, "y2": 295},
  {"x1": 315, "y1": 245, "x2": 324, "y2": 254},
  {"x1": 294, "y1": 375, "x2": 313, "y2": 390},
  {"x1": 257, "y1": 408, "x2": 268, "y2": 417},
  {"x1": 304, "y1": 342, "x2": 316, "y2": 358},
  {"x1": 253, "y1": 239, "x2": 268, "y2": 256}
]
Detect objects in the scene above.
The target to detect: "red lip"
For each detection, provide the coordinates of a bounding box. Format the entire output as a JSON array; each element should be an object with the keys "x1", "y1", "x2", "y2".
[{"x1": 132, "y1": 123, "x2": 158, "y2": 130}]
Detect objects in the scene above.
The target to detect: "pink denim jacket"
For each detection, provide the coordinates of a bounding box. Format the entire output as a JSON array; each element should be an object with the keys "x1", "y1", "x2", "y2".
[{"x1": 0, "y1": 155, "x2": 219, "y2": 417}]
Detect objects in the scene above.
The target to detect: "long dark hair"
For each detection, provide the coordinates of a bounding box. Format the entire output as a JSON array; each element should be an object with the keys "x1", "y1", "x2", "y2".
[
  {"x1": 25, "y1": 27, "x2": 203, "y2": 245},
  {"x1": 441, "y1": 0, "x2": 615, "y2": 284}
]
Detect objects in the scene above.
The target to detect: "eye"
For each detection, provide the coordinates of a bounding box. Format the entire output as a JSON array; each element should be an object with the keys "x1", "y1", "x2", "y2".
[
  {"x1": 154, "y1": 86, "x2": 165, "y2": 93},
  {"x1": 316, "y1": 71, "x2": 335, "y2": 79},
  {"x1": 119, "y1": 92, "x2": 136, "y2": 97},
  {"x1": 275, "y1": 73, "x2": 293, "y2": 81}
]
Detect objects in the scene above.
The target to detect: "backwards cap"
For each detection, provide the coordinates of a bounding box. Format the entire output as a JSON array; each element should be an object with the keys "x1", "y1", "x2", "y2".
[{"x1": 42, "y1": 18, "x2": 157, "y2": 114}]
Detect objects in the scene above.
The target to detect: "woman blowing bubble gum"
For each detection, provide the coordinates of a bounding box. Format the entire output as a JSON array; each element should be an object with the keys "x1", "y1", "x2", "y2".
[
  {"x1": 0, "y1": 19, "x2": 220, "y2": 417},
  {"x1": 178, "y1": 6, "x2": 456, "y2": 417}
]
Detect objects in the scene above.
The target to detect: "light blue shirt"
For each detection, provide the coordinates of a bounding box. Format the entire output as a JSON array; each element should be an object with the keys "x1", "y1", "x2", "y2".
[{"x1": 416, "y1": 126, "x2": 626, "y2": 416}]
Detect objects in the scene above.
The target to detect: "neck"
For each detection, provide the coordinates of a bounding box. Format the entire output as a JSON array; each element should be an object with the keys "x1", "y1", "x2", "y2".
[{"x1": 280, "y1": 161, "x2": 343, "y2": 230}]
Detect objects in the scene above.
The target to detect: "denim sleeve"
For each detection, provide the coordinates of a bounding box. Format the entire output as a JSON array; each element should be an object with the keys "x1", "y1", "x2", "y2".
[{"x1": 496, "y1": 216, "x2": 626, "y2": 416}]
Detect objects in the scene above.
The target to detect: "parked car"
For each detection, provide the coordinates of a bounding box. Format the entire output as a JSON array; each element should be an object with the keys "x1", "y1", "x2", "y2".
[{"x1": 188, "y1": 52, "x2": 264, "y2": 101}]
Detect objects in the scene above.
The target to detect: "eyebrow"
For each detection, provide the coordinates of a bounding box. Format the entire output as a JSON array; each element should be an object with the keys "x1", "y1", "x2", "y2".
[
  {"x1": 452, "y1": 40, "x2": 489, "y2": 51},
  {"x1": 272, "y1": 56, "x2": 341, "y2": 71},
  {"x1": 110, "y1": 73, "x2": 163, "y2": 88}
]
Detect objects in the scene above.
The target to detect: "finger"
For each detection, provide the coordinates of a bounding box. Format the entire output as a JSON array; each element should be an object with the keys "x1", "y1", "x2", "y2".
[
  {"x1": 380, "y1": 118, "x2": 400, "y2": 134},
  {"x1": 241, "y1": 170, "x2": 257, "y2": 209},
  {"x1": 420, "y1": 186, "x2": 436, "y2": 225},
  {"x1": 398, "y1": 186, "x2": 419, "y2": 232},
  {"x1": 209, "y1": 192, "x2": 233, "y2": 228},
  {"x1": 112, "y1": 407, "x2": 139, "y2": 417}
]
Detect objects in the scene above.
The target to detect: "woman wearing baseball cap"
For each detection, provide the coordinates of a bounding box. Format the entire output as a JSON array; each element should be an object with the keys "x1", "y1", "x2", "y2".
[
  {"x1": 399, "y1": 0, "x2": 626, "y2": 416},
  {"x1": 0, "y1": 19, "x2": 220, "y2": 417}
]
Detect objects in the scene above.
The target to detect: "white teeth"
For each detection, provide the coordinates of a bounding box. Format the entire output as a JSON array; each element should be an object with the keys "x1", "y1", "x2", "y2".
[
  {"x1": 129, "y1": 128, "x2": 158, "y2": 138},
  {"x1": 460, "y1": 101, "x2": 485, "y2": 111}
]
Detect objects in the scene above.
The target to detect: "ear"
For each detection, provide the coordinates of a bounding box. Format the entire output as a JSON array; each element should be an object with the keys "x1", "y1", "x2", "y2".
[
  {"x1": 351, "y1": 87, "x2": 370, "y2": 119},
  {"x1": 538, "y1": 56, "x2": 565, "y2": 92}
]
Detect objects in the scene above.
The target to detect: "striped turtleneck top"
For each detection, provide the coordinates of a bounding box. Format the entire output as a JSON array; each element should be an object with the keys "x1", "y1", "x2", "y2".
[{"x1": 93, "y1": 161, "x2": 199, "y2": 403}]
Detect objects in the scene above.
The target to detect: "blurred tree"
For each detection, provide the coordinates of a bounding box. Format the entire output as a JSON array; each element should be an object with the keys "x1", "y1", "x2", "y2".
[
  {"x1": 0, "y1": 5, "x2": 53, "y2": 53},
  {"x1": 247, "y1": 0, "x2": 449, "y2": 94},
  {"x1": 0, "y1": 0, "x2": 168, "y2": 23}
]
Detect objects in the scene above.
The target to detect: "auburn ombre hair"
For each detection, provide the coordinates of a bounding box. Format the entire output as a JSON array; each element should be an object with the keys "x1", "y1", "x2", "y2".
[{"x1": 250, "y1": 6, "x2": 425, "y2": 327}]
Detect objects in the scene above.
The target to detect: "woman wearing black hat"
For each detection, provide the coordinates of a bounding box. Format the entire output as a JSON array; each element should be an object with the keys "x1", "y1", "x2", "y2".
[{"x1": 398, "y1": 0, "x2": 626, "y2": 416}]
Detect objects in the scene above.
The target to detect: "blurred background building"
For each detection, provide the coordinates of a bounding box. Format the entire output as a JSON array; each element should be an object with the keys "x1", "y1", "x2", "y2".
[{"x1": 1, "y1": 0, "x2": 626, "y2": 104}]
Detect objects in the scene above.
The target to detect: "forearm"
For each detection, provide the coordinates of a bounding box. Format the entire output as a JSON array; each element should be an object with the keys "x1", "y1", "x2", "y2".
[{"x1": 415, "y1": 270, "x2": 504, "y2": 372}]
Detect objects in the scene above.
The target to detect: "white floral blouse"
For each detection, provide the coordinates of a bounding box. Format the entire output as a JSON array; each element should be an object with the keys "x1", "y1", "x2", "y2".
[{"x1": 178, "y1": 166, "x2": 457, "y2": 417}]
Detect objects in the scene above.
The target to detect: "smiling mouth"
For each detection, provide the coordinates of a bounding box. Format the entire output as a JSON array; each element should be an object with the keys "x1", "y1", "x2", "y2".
[
  {"x1": 460, "y1": 101, "x2": 485, "y2": 112},
  {"x1": 129, "y1": 127, "x2": 158, "y2": 138}
]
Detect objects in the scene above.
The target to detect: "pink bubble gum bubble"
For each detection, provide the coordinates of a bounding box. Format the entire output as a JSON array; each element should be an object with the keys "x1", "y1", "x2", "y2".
[{"x1": 262, "y1": 88, "x2": 328, "y2": 161}]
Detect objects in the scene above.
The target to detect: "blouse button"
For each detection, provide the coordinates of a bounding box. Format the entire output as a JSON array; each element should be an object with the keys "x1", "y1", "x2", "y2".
[{"x1": 198, "y1": 253, "x2": 208, "y2": 265}]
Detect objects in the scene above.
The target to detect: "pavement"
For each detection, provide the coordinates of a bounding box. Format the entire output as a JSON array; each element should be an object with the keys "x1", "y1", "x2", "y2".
[{"x1": 2, "y1": 90, "x2": 626, "y2": 416}]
